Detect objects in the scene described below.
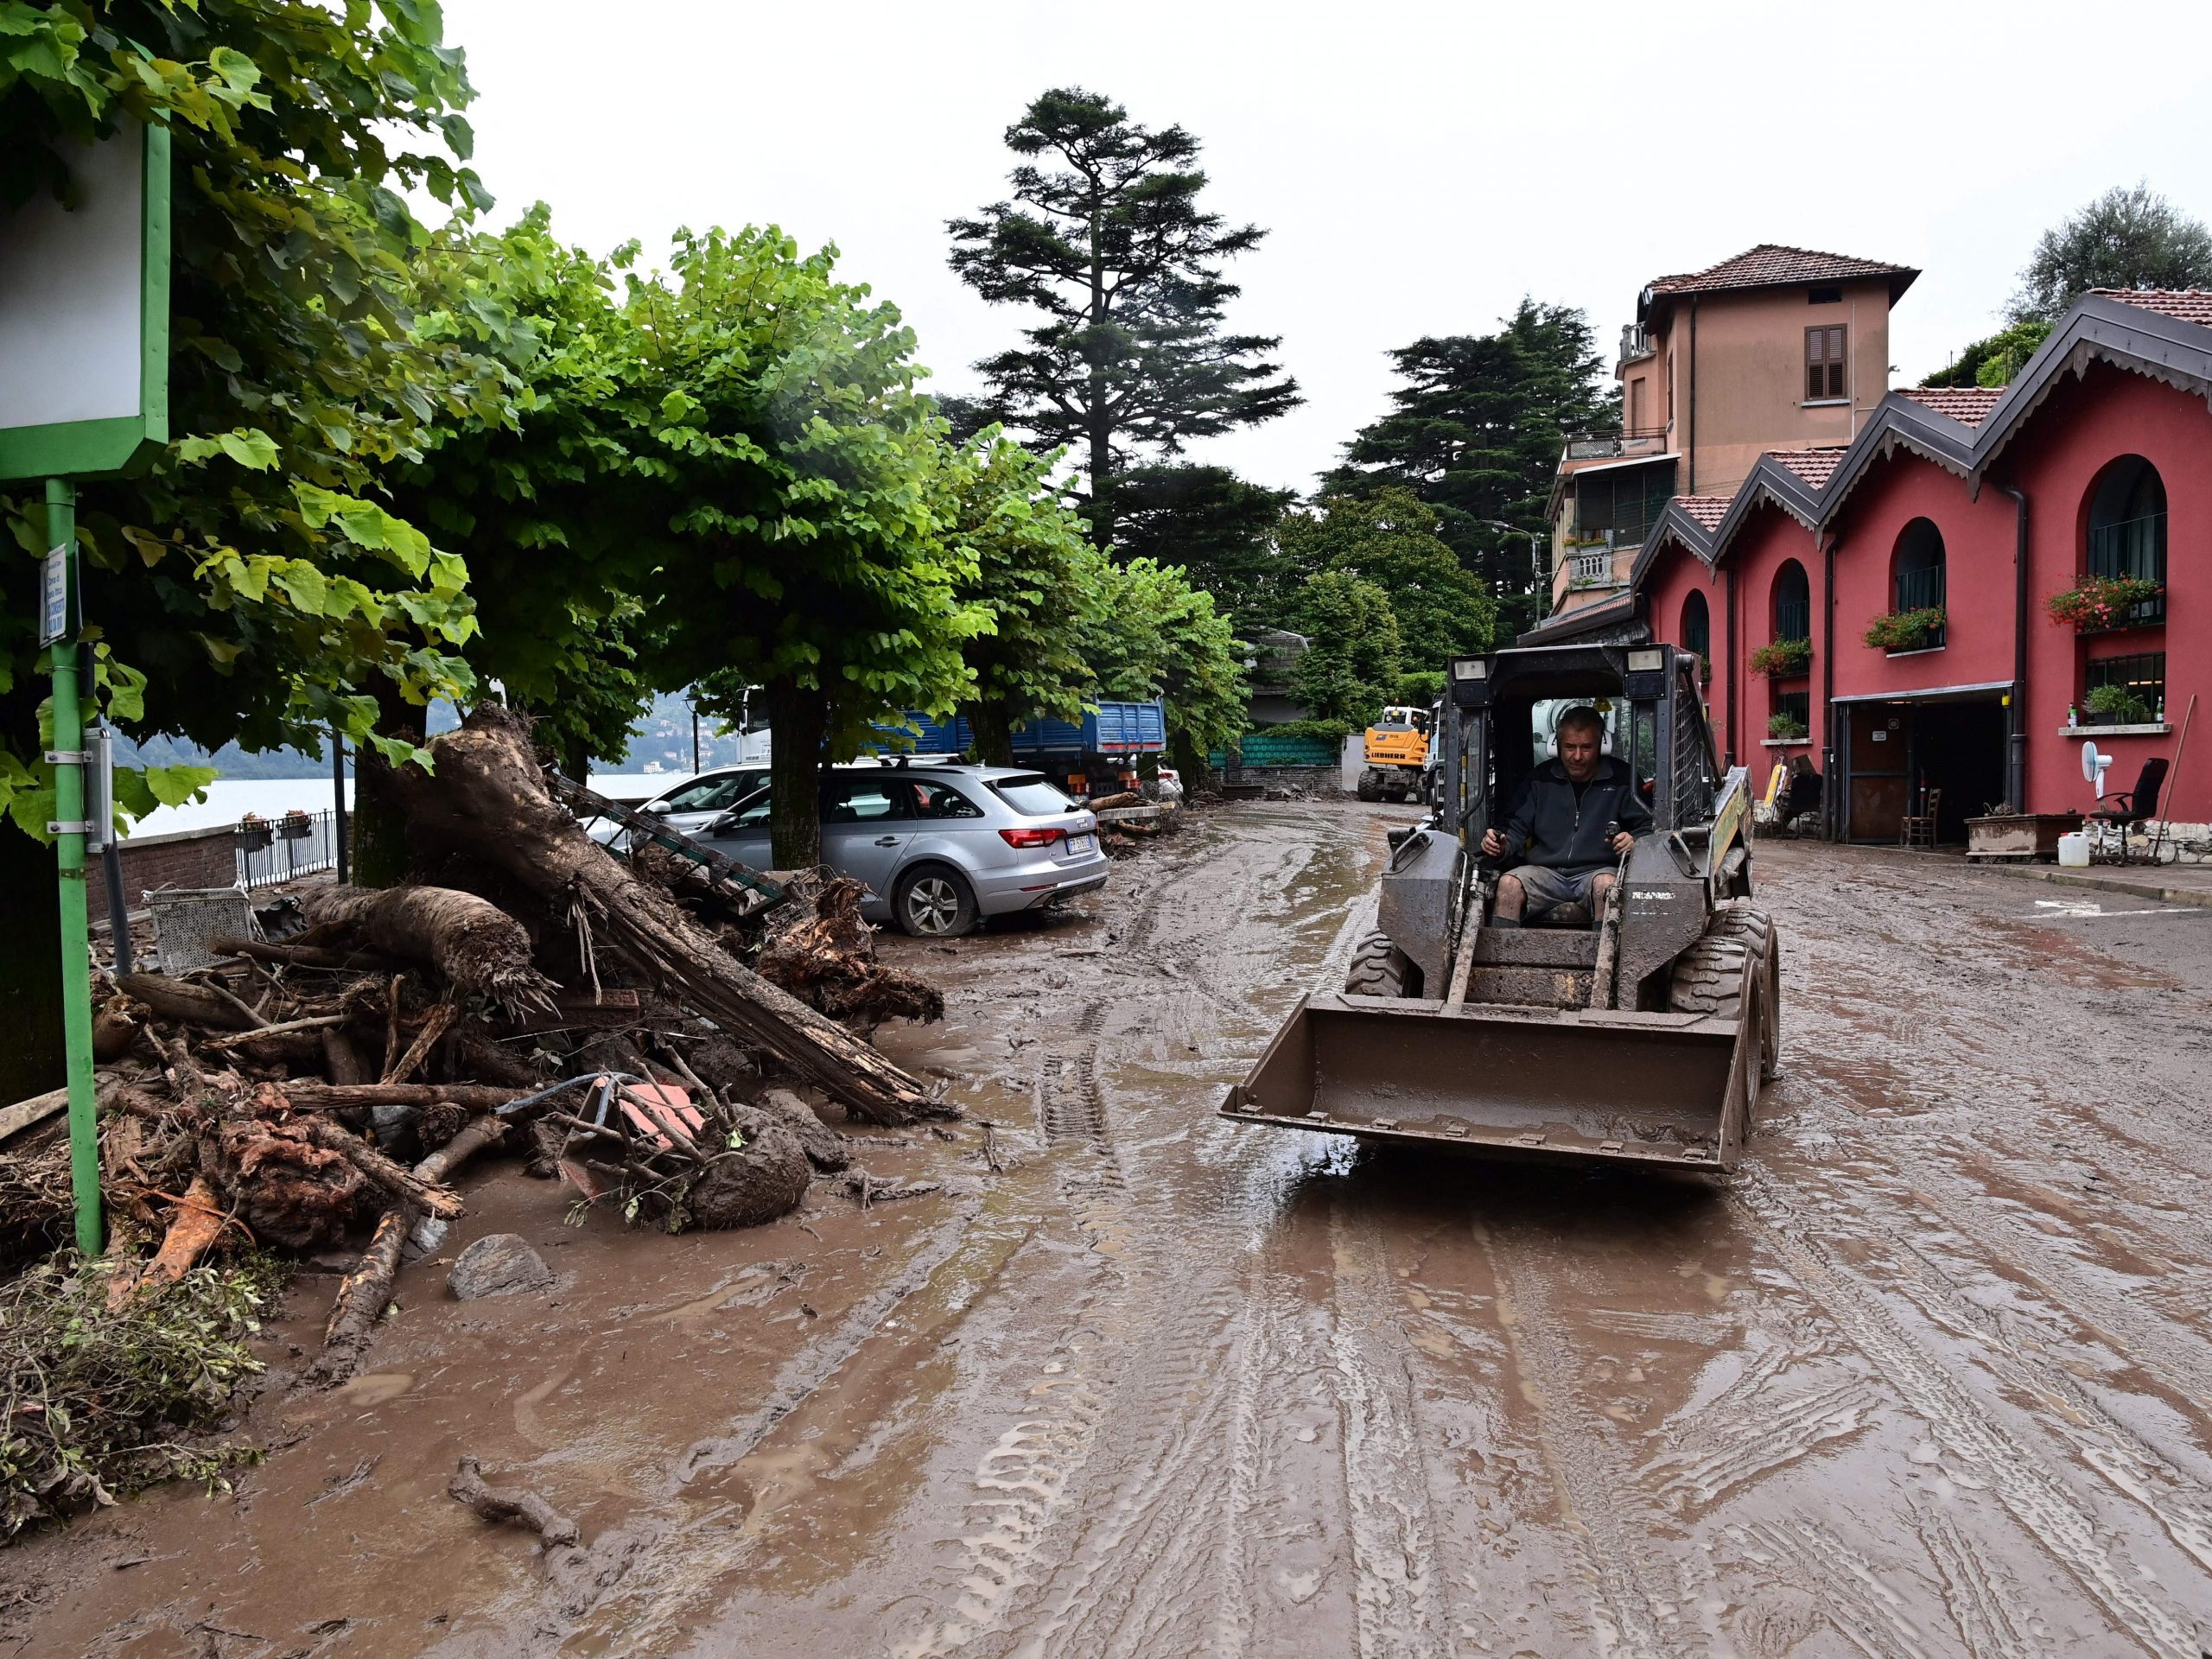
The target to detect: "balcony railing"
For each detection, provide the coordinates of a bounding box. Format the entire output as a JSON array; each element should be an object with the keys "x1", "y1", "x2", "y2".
[
  {"x1": 1896, "y1": 565, "x2": 1945, "y2": 612},
  {"x1": 1618, "y1": 323, "x2": 1655, "y2": 365},
  {"x1": 2088, "y1": 512, "x2": 2164, "y2": 582},
  {"x1": 1569, "y1": 549, "x2": 1612, "y2": 586},
  {"x1": 1562, "y1": 426, "x2": 1670, "y2": 461}
]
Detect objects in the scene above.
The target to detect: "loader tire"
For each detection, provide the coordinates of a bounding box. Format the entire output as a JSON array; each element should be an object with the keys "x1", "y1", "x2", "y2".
[
  {"x1": 1344, "y1": 930, "x2": 1418, "y2": 998},
  {"x1": 1356, "y1": 772, "x2": 1382, "y2": 803},
  {"x1": 1671, "y1": 903, "x2": 1780, "y2": 1082}
]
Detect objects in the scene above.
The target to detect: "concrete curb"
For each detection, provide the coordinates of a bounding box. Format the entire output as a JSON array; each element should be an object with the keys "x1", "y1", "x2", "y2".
[{"x1": 1961, "y1": 861, "x2": 2212, "y2": 910}]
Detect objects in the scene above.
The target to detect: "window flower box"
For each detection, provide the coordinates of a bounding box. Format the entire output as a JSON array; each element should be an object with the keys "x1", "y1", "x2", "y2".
[
  {"x1": 2047, "y1": 576, "x2": 2164, "y2": 632},
  {"x1": 1749, "y1": 639, "x2": 1812, "y2": 677},
  {"x1": 1765, "y1": 713, "x2": 1808, "y2": 741},
  {"x1": 1863, "y1": 606, "x2": 1946, "y2": 652}
]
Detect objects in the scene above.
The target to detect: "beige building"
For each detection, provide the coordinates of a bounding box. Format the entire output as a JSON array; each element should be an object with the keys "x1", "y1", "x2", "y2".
[{"x1": 1543, "y1": 245, "x2": 1916, "y2": 628}]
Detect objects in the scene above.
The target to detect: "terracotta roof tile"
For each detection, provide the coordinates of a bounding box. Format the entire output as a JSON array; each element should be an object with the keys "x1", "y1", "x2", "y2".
[
  {"x1": 1765, "y1": 448, "x2": 1844, "y2": 488},
  {"x1": 1676, "y1": 495, "x2": 1731, "y2": 530},
  {"x1": 1647, "y1": 245, "x2": 1916, "y2": 298},
  {"x1": 2091, "y1": 288, "x2": 2212, "y2": 325},
  {"x1": 1896, "y1": 385, "x2": 2006, "y2": 429}
]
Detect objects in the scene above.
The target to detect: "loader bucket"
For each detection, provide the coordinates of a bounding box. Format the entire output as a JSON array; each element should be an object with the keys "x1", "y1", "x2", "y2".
[{"x1": 1220, "y1": 993, "x2": 1759, "y2": 1171}]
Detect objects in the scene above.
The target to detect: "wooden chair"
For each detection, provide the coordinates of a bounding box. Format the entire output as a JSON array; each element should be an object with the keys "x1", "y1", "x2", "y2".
[{"x1": 1899, "y1": 785, "x2": 1942, "y2": 849}]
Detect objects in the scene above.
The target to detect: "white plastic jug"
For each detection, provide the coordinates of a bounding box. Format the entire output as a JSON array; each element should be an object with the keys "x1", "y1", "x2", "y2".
[{"x1": 2056, "y1": 832, "x2": 2090, "y2": 868}]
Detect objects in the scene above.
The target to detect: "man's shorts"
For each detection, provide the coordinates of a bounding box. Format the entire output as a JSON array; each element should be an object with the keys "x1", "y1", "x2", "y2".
[{"x1": 1504, "y1": 864, "x2": 1605, "y2": 917}]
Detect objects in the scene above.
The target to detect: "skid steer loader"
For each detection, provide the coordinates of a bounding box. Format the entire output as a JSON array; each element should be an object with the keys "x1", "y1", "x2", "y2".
[{"x1": 1223, "y1": 642, "x2": 1780, "y2": 1171}]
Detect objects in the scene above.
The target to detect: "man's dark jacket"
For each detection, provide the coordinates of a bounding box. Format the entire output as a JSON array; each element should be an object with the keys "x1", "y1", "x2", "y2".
[{"x1": 1497, "y1": 756, "x2": 1653, "y2": 873}]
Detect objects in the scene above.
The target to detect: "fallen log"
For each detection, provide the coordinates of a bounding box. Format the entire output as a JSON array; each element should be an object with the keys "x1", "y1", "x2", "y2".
[
  {"x1": 321, "y1": 1027, "x2": 372, "y2": 1086},
  {"x1": 1085, "y1": 790, "x2": 1143, "y2": 810},
  {"x1": 203, "y1": 1014, "x2": 351, "y2": 1052},
  {"x1": 447, "y1": 1455, "x2": 580, "y2": 1547},
  {"x1": 300, "y1": 886, "x2": 557, "y2": 1015},
  {"x1": 381, "y1": 1001, "x2": 458, "y2": 1086},
  {"x1": 384, "y1": 709, "x2": 947, "y2": 1125},
  {"x1": 296, "y1": 1118, "x2": 462, "y2": 1219},
  {"x1": 281, "y1": 1083, "x2": 522, "y2": 1115},
  {"x1": 116, "y1": 973, "x2": 258, "y2": 1033},
  {"x1": 213, "y1": 936, "x2": 407, "y2": 975},
  {"x1": 315, "y1": 1114, "x2": 512, "y2": 1383},
  {"x1": 313, "y1": 1206, "x2": 410, "y2": 1380}
]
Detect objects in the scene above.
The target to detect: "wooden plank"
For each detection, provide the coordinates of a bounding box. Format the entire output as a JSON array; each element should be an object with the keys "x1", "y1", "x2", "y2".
[{"x1": 0, "y1": 1087, "x2": 67, "y2": 1147}]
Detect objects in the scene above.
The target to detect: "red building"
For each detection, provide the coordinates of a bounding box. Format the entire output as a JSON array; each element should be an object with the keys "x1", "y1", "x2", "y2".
[{"x1": 1535, "y1": 289, "x2": 2206, "y2": 847}]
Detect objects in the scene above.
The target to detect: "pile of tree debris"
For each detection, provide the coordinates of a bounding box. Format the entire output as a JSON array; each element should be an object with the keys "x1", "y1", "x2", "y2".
[
  {"x1": 1085, "y1": 790, "x2": 1181, "y2": 857},
  {"x1": 0, "y1": 707, "x2": 956, "y2": 1389}
]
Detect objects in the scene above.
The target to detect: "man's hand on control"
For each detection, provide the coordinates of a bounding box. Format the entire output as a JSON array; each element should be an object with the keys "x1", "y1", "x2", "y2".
[
  {"x1": 1609, "y1": 830, "x2": 1636, "y2": 856},
  {"x1": 1481, "y1": 828, "x2": 1505, "y2": 857}
]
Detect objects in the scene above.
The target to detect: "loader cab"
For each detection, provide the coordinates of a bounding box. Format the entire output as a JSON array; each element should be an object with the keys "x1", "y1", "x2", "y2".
[{"x1": 1442, "y1": 644, "x2": 1719, "y2": 855}]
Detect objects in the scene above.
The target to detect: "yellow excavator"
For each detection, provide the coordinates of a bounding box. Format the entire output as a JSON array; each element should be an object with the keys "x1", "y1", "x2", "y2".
[{"x1": 1356, "y1": 704, "x2": 1432, "y2": 803}]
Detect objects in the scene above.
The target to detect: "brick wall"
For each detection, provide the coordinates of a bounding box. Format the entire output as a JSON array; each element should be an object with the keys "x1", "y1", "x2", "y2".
[{"x1": 86, "y1": 826, "x2": 239, "y2": 931}]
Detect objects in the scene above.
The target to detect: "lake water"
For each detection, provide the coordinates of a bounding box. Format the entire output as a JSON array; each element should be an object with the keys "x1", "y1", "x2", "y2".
[{"x1": 126, "y1": 772, "x2": 690, "y2": 838}]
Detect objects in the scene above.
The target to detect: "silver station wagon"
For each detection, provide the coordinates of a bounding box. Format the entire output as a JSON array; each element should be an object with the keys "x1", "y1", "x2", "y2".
[{"x1": 699, "y1": 763, "x2": 1109, "y2": 937}]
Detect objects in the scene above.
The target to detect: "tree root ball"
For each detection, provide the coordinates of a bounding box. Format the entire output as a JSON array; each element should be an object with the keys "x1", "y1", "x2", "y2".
[{"x1": 687, "y1": 1109, "x2": 810, "y2": 1230}]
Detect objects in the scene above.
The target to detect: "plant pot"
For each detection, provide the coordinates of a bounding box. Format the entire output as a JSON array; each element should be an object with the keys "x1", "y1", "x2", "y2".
[
  {"x1": 277, "y1": 818, "x2": 314, "y2": 840},
  {"x1": 1966, "y1": 811, "x2": 2083, "y2": 862},
  {"x1": 237, "y1": 826, "x2": 272, "y2": 851}
]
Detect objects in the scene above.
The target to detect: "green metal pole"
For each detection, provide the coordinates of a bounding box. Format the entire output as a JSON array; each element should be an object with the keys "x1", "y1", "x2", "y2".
[{"x1": 47, "y1": 478, "x2": 102, "y2": 1258}]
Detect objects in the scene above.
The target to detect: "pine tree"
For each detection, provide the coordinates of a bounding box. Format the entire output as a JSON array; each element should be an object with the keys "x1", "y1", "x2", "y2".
[
  {"x1": 1328, "y1": 301, "x2": 1613, "y2": 639},
  {"x1": 1109, "y1": 463, "x2": 1294, "y2": 627},
  {"x1": 948, "y1": 87, "x2": 1300, "y2": 547}
]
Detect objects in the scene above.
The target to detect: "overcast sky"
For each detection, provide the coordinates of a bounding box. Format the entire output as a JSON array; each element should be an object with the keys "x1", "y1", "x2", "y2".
[{"x1": 439, "y1": 0, "x2": 2212, "y2": 496}]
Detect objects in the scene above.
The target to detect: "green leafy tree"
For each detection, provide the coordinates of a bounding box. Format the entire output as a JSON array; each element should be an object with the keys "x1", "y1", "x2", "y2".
[
  {"x1": 1920, "y1": 318, "x2": 2053, "y2": 390},
  {"x1": 1109, "y1": 463, "x2": 1294, "y2": 626},
  {"x1": 1, "y1": 0, "x2": 501, "y2": 1093},
  {"x1": 1275, "y1": 488, "x2": 1496, "y2": 670},
  {"x1": 947, "y1": 87, "x2": 1299, "y2": 547},
  {"x1": 941, "y1": 431, "x2": 1103, "y2": 763},
  {"x1": 1080, "y1": 556, "x2": 1247, "y2": 781},
  {"x1": 2010, "y1": 183, "x2": 2212, "y2": 323},
  {"x1": 626, "y1": 228, "x2": 987, "y2": 868},
  {"x1": 1290, "y1": 571, "x2": 1402, "y2": 734},
  {"x1": 1327, "y1": 300, "x2": 1611, "y2": 639},
  {"x1": 391, "y1": 208, "x2": 664, "y2": 785}
]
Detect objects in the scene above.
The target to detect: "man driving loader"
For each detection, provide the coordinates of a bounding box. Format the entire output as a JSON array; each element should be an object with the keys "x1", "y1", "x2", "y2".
[{"x1": 1479, "y1": 705, "x2": 1650, "y2": 928}]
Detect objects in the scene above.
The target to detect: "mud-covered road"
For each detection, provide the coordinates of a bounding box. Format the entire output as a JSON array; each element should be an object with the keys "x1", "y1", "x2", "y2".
[{"x1": 12, "y1": 801, "x2": 2212, "y2": 1658}]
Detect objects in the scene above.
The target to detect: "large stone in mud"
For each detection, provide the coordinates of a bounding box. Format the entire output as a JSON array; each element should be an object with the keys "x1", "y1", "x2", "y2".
[
  {"x1": 687, "y1": 1107, "x2": 812, "y2": 1230},
  {"x1": 448, "y1": 1232, "x2": 555, "y2": 1300},
  {"x1": 755, "y1": 1088, "x2": 849, "y2": 1173}
]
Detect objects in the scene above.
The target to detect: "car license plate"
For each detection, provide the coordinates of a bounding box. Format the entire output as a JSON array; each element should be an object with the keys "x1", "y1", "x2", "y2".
[{"x1": 1067, "y1": 833, "x2": 1096, "y2": 857}]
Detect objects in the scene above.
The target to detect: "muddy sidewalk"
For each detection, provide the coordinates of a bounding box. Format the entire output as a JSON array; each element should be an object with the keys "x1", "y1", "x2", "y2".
[{"x1": 8, "y1": 806, "x2": 2212, "y2": 1658}]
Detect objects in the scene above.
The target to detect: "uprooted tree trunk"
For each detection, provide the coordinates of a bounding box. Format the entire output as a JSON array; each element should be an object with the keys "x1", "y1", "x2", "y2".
[
  {"x1": 301, "y1": 887, "x2": 557, "y2": 1016},
  {"x1": 757, "y1": 876, "x2": 944, "y2": 1030},
  {"x1": 382, "y1": 707, "x2": 947, "y2": 1125}
]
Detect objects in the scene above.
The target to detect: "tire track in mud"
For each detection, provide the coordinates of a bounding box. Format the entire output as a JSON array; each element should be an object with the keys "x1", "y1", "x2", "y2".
[
  {"x1": 903, "y1": 809, "x2": 1395, "y2": 1659},
  {"x1": 1879, "y1": 1225, "x2": 2212, "y2": 1580},
  {"x1": 1732, "y1": 1169, "x2": 2203, "y2": 1659},
  {"x1": 1326, "y1": 1205, "x2": 1450, "y2": 1659},
  {"x1": 1730, "y1": 1516, "x2": 1928, "y2": 1659},
  {"x1": 1473, "y1": 1222, "x2": 1695, "y2": 1659}
]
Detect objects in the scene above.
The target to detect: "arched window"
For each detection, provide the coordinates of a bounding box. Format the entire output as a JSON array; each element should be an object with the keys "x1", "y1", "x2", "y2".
[
  {"x1": 1680, "y1": 590, "x2": 1711, "y2": 666},
  {"x1": 1893, "y1": 518, "x2": 1946, "y2": 613},
  {"x1": 1772, "y1": 560, "x2": 1811, "y2": 644},
  {"x1": 2088, "y1": 454, "x2": 2166, "y2": 598}
]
